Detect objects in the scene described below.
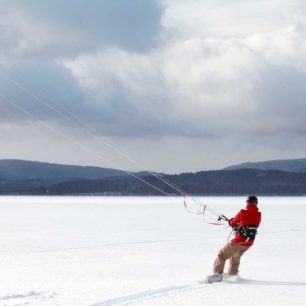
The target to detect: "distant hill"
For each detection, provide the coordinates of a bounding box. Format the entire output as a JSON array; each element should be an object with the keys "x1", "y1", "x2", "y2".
[
  {"x1": 1, "y1": 159, "x2": 306, "y2": 195},
  {"x1": 0, "y1": 159, "x2": 129, "y2": 181},
  {"x1": 223, "y1": 158, "x2": 306, "y2": 173},
  {"x1": 15, "y1": 168, "x2": 305, "y2": 196}
]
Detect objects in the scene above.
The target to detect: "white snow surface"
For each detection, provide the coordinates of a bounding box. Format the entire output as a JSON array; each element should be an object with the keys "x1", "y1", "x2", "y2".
[{"x1": 0, "y1": 196, "x2": 305, "y2": 306}]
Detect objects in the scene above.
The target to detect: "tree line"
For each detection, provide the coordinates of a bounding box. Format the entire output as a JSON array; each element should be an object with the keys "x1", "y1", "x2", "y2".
[{"x1": 1, "y1": 169, "x2": 306, "y2": 195}]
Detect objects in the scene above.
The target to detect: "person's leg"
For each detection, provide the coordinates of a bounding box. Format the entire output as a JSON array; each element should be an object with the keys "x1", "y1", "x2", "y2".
[
  {"x1": 213, "y1": 242, "x2": 241, "y2": 274},
  {"x1": 227, "y1": 245, "x2": 249, "y2": 275}
]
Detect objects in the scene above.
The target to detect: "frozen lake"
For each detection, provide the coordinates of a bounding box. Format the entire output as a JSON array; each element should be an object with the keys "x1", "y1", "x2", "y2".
[{"x1": 0, "y1": 196, "x2": 305, "y2": 306}]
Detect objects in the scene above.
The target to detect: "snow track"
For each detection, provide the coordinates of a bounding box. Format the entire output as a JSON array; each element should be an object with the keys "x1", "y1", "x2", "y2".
[
  {"x1": 0, "y1": 291, "x2": 57, "y2": 306},
  {"x1": 92, "y1": 277, "x2": 306, "y2": 306},
  {"x1": 90, "y1": 282, "x2": 224, "y2": 306}
]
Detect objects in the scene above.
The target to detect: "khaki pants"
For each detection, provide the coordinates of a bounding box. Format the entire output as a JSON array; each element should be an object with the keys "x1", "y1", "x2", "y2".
[{"x1": 213, "y1": 241, "x2": 250, "y2": 275}]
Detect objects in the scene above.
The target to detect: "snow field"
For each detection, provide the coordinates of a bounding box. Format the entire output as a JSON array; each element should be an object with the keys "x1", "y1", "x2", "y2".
[{"x1": 0, "y1": 196, "x2": 305, "y2": 306}]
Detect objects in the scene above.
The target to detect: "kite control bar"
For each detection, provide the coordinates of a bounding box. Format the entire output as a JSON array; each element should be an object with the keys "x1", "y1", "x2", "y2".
[{"x1": 218, "y1": 214, "x2": 229, "y2": 222}]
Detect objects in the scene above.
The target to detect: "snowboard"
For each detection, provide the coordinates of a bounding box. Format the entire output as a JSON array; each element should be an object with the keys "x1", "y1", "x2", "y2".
[
  {"x1": 200, "y1": 273, "x2": 240, "y2": 284},
  {"x1": 206, "y1": 273, "x2": 223, "y2": 284}
]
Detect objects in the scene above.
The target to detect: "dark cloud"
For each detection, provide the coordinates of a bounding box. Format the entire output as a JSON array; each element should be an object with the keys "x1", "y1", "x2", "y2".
[
  {"x1": 0, "y1": 0, "x2": 165, "y2": 136},
  {"x1": 0, "y1": 61, "x2": 175, "y2": 139},
  {"x1": 0, "y1": 62, "x2": 84, "y2": 123},
  {"x1": 1, "y1": 0, "x2": 163, "y2": 57}
]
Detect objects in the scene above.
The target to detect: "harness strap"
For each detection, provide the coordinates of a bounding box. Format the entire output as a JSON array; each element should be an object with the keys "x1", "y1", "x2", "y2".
[{"x1": 234, "y1": 224, "x2": 258, "y2": 240}]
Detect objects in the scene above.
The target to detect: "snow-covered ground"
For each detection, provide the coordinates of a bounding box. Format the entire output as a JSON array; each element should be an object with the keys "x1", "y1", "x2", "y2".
[{"x1": 0, "y1": 196, "x2": 305, "y2": 306}]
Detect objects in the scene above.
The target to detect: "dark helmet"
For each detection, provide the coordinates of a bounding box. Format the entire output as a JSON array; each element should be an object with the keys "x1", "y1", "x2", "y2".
[{"x1": 247, "y1": 195, "x2": 258, "y2": 205}]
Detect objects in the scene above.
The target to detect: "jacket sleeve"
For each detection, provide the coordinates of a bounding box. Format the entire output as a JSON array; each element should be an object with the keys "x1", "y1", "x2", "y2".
[{"x1": 228, "y1": 210, "x2": 242, "y2": 228}]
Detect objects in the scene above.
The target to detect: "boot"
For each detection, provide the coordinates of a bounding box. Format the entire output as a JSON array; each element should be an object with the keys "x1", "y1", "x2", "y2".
[{"x1": 207, "y1": 273, "x2": 223, "y2": 283}]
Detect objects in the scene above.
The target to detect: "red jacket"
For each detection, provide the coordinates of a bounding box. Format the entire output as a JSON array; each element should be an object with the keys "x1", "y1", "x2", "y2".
[{"x1": 229, "y1": 203, "x2": 261, "y2": 246}]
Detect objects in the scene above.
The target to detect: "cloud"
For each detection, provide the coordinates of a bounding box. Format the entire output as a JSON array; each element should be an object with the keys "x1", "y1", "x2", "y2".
[
  {"x1": 1, "y1": 0, "x2": 306, "y2": 172},
  {"x1": 62, "y1": 20, "x2": 306, "y2": 139},
  {"x1": 61, "y1": 42, "x2": 254, "y2": 137},
  {"x1": 161, "y1": 0, "x2": 304, "y2": 36},
  {"x1": 0, "y1": 0, "x2": 164, "y2": 131},
  {"x1": 0, "y1": 60, "x2": 85, "y2": 125},
  {"x1": 0, "y1": 0, "x2": 163, "y2": 61}
]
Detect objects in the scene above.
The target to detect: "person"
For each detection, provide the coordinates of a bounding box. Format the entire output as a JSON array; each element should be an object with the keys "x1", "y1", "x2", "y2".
[{"x1": 207, "y1": 195, "x2": 261, "y2": 283}]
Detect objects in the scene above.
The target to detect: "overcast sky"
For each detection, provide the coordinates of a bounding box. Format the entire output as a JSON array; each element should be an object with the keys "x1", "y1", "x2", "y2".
[{"x1": 1, "y1": 0, "x2": 306, "y2": 174}]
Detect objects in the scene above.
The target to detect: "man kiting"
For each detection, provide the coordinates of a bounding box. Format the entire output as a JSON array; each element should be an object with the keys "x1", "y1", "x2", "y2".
[{"x1": 207, "y1": 195, "x2": 262, "y2": 283}]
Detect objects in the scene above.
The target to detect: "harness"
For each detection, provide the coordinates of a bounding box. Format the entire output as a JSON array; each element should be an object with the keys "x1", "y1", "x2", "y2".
[{"x1": 234, "y1": 225, "x2": 258, "y2": 240}]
